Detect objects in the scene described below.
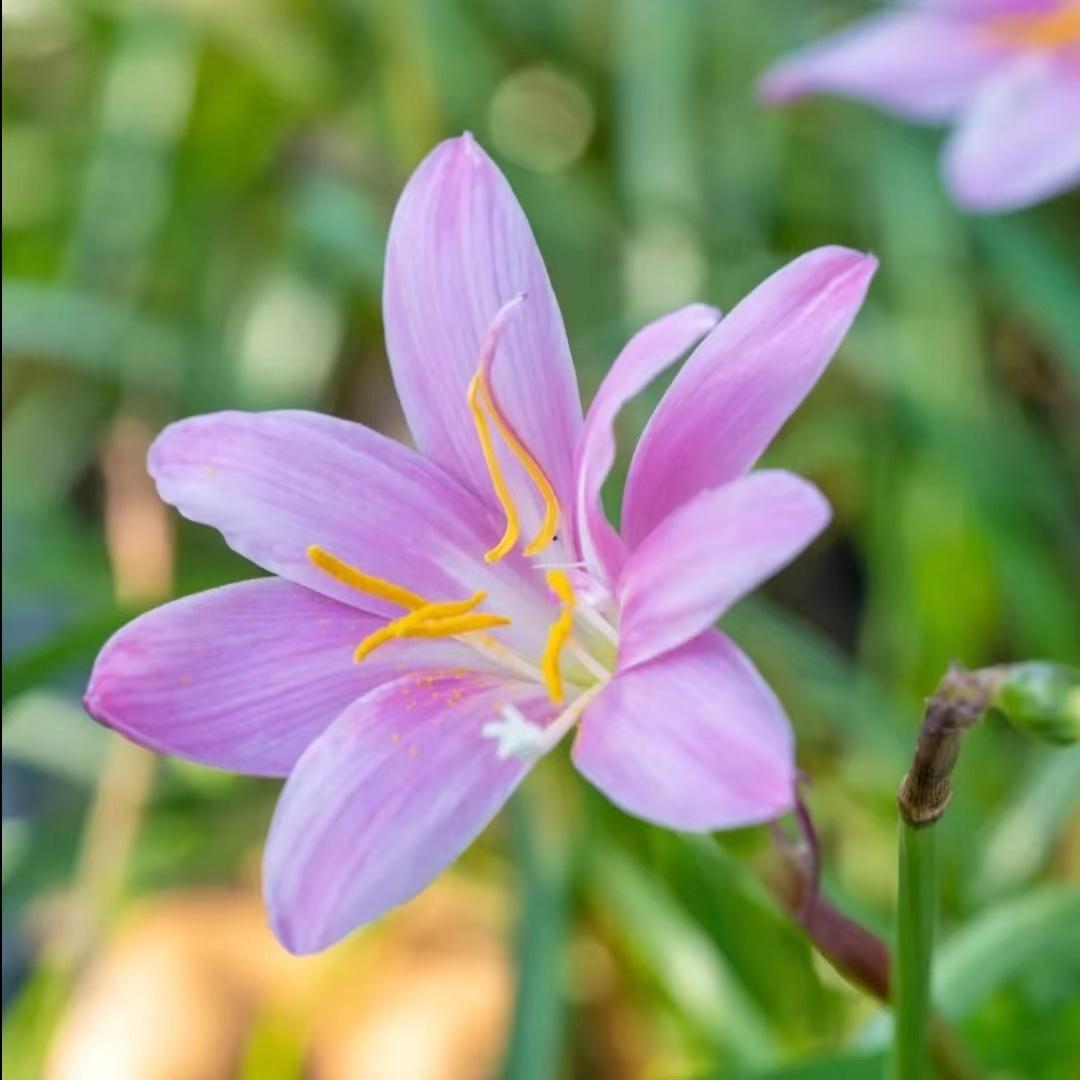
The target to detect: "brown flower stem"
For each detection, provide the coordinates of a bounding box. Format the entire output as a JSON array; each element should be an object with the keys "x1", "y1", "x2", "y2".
[{"x1": 897, "y1": 664, "x2": 1003, "y2": 828}]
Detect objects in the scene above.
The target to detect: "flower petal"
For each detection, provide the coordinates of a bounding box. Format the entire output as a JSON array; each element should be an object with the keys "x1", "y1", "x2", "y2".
[
  {"x1": 573, "y1": 304, "x2": 720, "y2": 585},
  {"x1": 617, "y1": 471, "x2": 831, "y2": 670},
  {"x1": 264, "y1": 671, "x2": 552, "y2": 953},
  {"x1": 384, "y1": 134, "x2": 583, "y2": 529},
  {"x1": 943, "y1": 54, "x2": 1080, "y2": 211},
  {"x1": 148, "y1": 410, "x2": 551, "y2": 646},
  {"x1": 573, "y1": 631, "x2": 795, "y2": 832},
  {"x1": 759, "y1": 10, "x2": 1008, "y2": 122},
  {"x1": 621, "y1": 247, "x2": 875, "y2": 548},
  {"x1": 84, "y1": 578, "x2": 478, "y2": 776}
]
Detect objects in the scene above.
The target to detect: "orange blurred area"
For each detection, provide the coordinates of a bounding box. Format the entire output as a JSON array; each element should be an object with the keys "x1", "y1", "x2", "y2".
[{"x1": 46, "y1": 878, "x2": 514, "y2": 1080}]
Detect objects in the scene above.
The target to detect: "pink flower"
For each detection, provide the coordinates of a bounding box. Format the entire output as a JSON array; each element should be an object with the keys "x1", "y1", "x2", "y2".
[
  {"x1": 760, "y1": 1, "x2": 1080, "y2": 212},
  {"x1": 84, "y1": 134, "x2": 876, "y2": 954}
]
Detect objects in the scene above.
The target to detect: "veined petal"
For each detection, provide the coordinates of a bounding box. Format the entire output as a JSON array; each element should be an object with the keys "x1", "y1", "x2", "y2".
[
  {"x1": 617, "y1": 471, "x2": 831, "y2": 670},
  {"x1": 264, "y1": 671, "x2": 553, "y2": 953},
  {"x1": 84, "y1": 579, "x2": 480, "y2": 776},
  {"x1": 384, "y1": 134, "x2": 583, "y2": 534},
  {"x1": 148, "y1": 410, "x2": 551, "y2": 647},
  {"x1": 573, "y1": 631, "x2": 795, "y2": 832},
  {"x1": 573, "y1": 304, "x2": 720, "y2": 585},
  {"x1": 944, "y1": 54, "x2": 1080, "y2": 211},
  {"x1": 759, "y1": 10, "x2": 1009, "y2": 122},
  {"x1": 622, "y1": 247, "x2": 875, "y2": 548}
]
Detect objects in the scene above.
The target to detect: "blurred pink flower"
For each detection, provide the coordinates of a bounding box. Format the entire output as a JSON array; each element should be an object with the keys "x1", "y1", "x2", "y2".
[
  {"x1": 85, "y1": 134, "x2": 876, "y2": 953},
  {"x1": 760, "y1": 0, "x2": 1080, "y2": 212}
]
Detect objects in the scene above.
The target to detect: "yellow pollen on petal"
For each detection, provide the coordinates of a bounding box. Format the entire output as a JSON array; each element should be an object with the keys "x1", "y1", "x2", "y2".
[
  {"x1": 307, "y1": 545, "x2": 428, "y2": 610},
  {"x1": 541, "y1": 569, "x2": 576, "y2": 705},
  {"x1": 986, "y1": 7, "x2": 1080, "y2": 49},
  {"x1": 468, "y1": 368, "x2": 561, "y2": 562}
]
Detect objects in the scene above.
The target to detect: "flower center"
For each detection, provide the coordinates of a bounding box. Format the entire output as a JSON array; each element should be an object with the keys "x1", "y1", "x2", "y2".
[
  {"x1": 305, "y1": 295, "x2": 614, "y2": 723},
  {"x1": 985, "y1": 3, "x2": 1080, "y2": 50},
  {"x1": 307, "y1": 547, "x2": 615, "y2": 707}
]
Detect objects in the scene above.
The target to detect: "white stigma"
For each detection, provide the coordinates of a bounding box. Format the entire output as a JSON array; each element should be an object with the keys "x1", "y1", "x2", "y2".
[{"x1": 482, "y1": 704, "x2": 549, "y2": 762}]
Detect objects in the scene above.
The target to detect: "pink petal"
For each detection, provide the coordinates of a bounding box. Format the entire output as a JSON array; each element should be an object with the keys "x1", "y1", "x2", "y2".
[
  {"x1": 573, "y1": 304, "x2": 720, "y2": 585},
  {"x1": 264, "y1": 671, "x2": 552, "y2": 953},
  {"x1": 384, "y1": 134, "x2": 583, "y2": 531},
  {"x1": 944, "y1": 55, "x2": 1080, "y2": 211},
  {"x1": 759, "y1": 10, "x2": 1008, "y2": 122},
  {"x1": 617, "y1": 471, "x2": 831, "y2": 670},
  {"x1": 621, "y1": 247, "x2": 875, "y2": 549},
  {"x1": 84, "y1": 578, "x2": 478, "y2": 776},
  {"x1": 148, "y1": 410, "x2": 551, "y2": 649},
  {"x1": 573, "y1": 631, "x2": 795, "y2": 832}
]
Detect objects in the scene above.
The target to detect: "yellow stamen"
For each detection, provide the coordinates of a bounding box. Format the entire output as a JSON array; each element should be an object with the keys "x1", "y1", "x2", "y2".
[
  {"x1": 541, "y1": 570, "x2": 575, "y2": 704},
  {"x1": 467, "y1": 374, "x2": 521, "y2": 562},
  {"x1": 355, "y1": 612, "x2": 510, "y2": 661},
  {"x1": 353, "y1": 592, "x2": 491, "y2": 661},
  {"x1": 474, "y1": 374, "x2": 560, "y2": 557},
  {"x1": 546, "y1": 568, "x2": 575, "y2": 607},
  {"x1": 987, "y1": 7, "x2": 1080, "y2": 49},
  {"x1": 402, "y1": 613, "x2": 511, "y2": 638},
  {"x1": 307, "y1": 545, "x2": 428, "y2": 610},
  {"x1": 307, "y1": 546, "x2": 513, "y2": 660}
]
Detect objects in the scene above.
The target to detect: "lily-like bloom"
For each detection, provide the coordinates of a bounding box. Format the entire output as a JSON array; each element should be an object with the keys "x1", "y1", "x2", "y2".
[
  {"x1": 760, "y1": 0, "x2": 1080, "y2": 212},
  {"x1": 84, "y1": 134, "x2": 876, "y2": 954}
]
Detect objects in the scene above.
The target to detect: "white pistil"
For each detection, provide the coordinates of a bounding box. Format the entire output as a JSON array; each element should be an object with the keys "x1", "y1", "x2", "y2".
[
  {"x1": 482, "y1": 678, "x2": 610, "y2": 763},
  {"x1": 482, "y1": 705, "x2": 550, "y2": 762}
]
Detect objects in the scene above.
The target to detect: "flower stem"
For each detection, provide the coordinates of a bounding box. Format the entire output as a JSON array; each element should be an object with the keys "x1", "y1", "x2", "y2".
[
  {"x1": 891, "y1": 663, "x2": 996, "y2": 1080},
  {"x1": 893, "y1": 820, "x2": 937, "y2": 1080}
]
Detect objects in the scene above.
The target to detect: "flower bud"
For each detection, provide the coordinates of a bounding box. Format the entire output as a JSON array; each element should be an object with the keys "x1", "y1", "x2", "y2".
[{"x1": 989, "y1": 662, "x2": 1080, "y2": 745}]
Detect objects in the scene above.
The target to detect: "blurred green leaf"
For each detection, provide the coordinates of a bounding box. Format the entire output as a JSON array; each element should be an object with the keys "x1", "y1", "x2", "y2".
[
  {"x1": 935, "y1": 886, "x2": 1080, "y2": 1019},
  {"x1": 3, "y1": 690, "x2": 108, "y2": 784},
  {"x1": 501, "y1": 787, "x2": 571, "y2": 1080},
  {"x1": 971, "y1": 749, "x2": 1080, "y2": 902},
  {"x1": 2, "y1": 280, "x2": 182, "y2": 390},
  {"x1": 725, "y1": 1051, "x2": 886, "y2": 1079},
  {"x1": 974, "y1": 217, "x2": 1080, "y2": 381},
  {"x1": 586, "y1": 845, "x2": 778, "y2": 1070}
]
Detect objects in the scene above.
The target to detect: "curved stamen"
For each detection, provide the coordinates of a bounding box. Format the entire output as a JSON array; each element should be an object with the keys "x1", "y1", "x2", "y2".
[
  {"x1": 541, "y1": 569, "x2": 576, "y2": 704},
  {"x1": 467, "y1": 373, "x2": 521, "y2": 562},
  {"x1": 468, "y1": 294, "x2": 562, "y2": 561},
  {"x1": 354, "y1": 591, "x2": 492, "y2": 661},
  {"x1": 475, "y1": 373, "x2": 560, "y2": 557},
  {"x1": 307, "y1": 547, "x2": 513, "y2": 661},
  {"x1": 307, "y1": 545, "x2": 428, "y2": 610}
]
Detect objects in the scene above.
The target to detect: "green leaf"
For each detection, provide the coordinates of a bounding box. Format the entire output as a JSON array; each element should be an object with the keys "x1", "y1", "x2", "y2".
[
  {"x1": 971, "y1": 749, "x2": 1080, "y2": 902},
  {"x1": 501, "y1": 787, "x2": 571, "y2": 1080},
  {"x1": 586, "y1": 845, "x2": 778, "y2": 1070},
  {"x1": 934, "y1": 886, "x2": 1080, "y2": 1019},
  {"x1": 724, "y1": 1051, "x2": 886, "y2": 1080},
  {"x1": 2, "y1": 690, "x2": 108, "y2": 784}
]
